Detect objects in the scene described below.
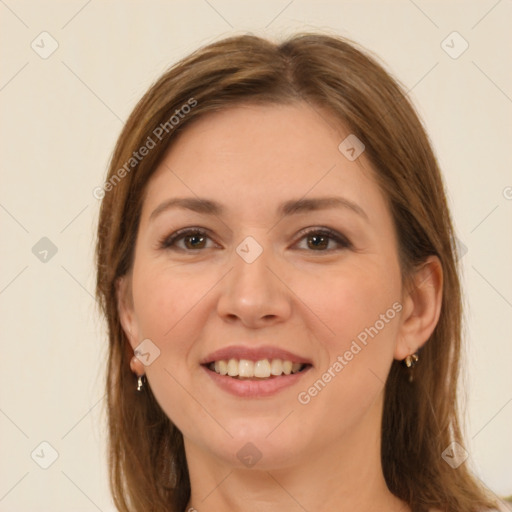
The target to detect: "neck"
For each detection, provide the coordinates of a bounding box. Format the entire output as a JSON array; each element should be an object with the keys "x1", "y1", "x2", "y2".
[{"x1": 184, "y1": 393, "x2": 409, "y2": 512}]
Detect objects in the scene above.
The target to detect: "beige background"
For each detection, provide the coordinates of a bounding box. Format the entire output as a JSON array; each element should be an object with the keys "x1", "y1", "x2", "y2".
[{"x1": 1, "y1": 1, "x2": 511, "y2": 510}]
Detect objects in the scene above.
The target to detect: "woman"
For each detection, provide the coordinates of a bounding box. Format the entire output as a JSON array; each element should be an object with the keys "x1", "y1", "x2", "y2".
[{"x1": 95, "y1": 33, "x2": 506, "y2": 511}]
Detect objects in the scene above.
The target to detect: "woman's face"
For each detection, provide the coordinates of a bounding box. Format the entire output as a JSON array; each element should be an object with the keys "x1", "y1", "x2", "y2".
[{"x1": 118, "y1": 102, "x2": 410, "y2": 470}]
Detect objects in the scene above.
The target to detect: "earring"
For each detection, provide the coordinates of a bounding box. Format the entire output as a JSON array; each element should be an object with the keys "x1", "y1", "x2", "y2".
[
  {"x1": 130, "y1": 355, "x2": 146, "y2": 391},
  {"x1": 402, "y1": 352, "x2": 419, "y2": 383},
  {"x1": 403, "y1": 353, "x2": 419, "y2": 368}
]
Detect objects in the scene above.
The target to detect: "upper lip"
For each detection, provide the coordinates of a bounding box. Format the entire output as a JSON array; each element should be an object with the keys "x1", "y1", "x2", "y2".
[{"x1": 201, "y1": 345, "x2": 312, "y2": 365}]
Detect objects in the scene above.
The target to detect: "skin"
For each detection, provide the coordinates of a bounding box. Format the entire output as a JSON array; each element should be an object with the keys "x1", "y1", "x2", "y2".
[{"x1": 117, "y1": 102, "x2": 443, "y2": 512}]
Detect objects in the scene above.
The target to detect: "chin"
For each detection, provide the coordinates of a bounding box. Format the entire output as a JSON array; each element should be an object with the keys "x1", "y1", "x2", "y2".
[{"x1": 191, "y1": 419, "x2": 310, "y2": 471}]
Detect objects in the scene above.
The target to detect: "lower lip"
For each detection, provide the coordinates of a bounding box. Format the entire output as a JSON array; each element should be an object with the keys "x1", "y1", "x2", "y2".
[{"x1": 202, "y1": 365, "x2": 311, "y2": 398}]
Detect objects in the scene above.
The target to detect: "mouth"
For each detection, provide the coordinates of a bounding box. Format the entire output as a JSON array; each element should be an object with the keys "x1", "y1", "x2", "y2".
[
  {"x1": 203, "y1": 358, "x2": 311, "y2": 379},
  {"x1": 200, "y1": 346, "x2": 313, "y2": 397}
]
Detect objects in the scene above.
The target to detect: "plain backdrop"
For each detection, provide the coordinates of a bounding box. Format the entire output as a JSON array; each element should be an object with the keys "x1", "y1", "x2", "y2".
[{"x1": 1, "y1": 1, "x2": 511, "y2": 510}]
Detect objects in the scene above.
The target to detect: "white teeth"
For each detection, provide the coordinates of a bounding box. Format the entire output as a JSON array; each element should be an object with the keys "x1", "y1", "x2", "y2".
[
  {"x1": 227, "y1": 358, "x2": 239, "y2": 376},
  {"x1": 209, "y1": 358, "x2": 305, "y2": 378},
  {"x1": 254, "y1": 359, "x2": 271, "y2": 378},
  {"x1": 238, "y1": 359, "x2": 254, "y2": 377},
  {"x1": 215, "y1": 360, "x2": 228, "y2": 375},
  {"x1": 270, "y1": 358, "x2": 283, "y2": 376}
]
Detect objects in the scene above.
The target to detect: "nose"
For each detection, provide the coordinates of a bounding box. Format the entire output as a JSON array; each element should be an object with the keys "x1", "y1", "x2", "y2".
[{"x1": 216, "y1": 239, "x2": 292, "y2": 329}]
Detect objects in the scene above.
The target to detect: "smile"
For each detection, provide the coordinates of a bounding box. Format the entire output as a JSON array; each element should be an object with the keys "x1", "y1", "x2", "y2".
[
  {"x1": 206, "y1": 358, "x2": 309, "y2": 379},
  {"x1": 200, "y1": 345, "x2": 313, "y2": 397}
]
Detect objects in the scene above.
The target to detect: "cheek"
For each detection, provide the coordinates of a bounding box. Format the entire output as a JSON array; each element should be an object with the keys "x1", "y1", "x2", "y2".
[
  {"x1": 130, "y1": 267, "x2": 215, "y2": 434},
  {"x1": 298, "y1": 265, "x2": 402, "y2": 416},
  {"x1": 294, "y1": 291, "x2": 400, "y2": 446},
  {"x1": 300, "y1": 259, "x2": 401, "y2": 349},
  {"x1": 131, "y1": 265, "x2": 208, "y2": 344},
  {"x1": 294, "y1": 261, "x2": 401, "y2": 407}
]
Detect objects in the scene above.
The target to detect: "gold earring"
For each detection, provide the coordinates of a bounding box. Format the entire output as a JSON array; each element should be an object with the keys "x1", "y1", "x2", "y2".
[
  {"x1": 130, "y1": 355, "x2": 145, "y2": 391},
  {"x1": 403, "y1": 352, "x2": 419, "y2": 383},
  {"x1": 404, "y1": 353, "x2": 419, "y2": 368}
]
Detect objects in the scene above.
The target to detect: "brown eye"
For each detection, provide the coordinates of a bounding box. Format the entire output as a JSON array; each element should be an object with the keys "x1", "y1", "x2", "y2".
[
  {"x1": 182, "y1": 233, "x2": 207, "y2": 250},
  {"x1": 296, "y1": 228, "x2": 352, "y2": 252},
  {"x1": 159, "y1": 228, "x2": 214, "y2": 251},
  {"x1": 307, "y1": 233, "x2": 329, "y2": 250}
]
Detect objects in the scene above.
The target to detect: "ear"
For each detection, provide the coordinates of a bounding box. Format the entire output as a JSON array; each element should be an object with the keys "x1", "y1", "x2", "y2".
[
  {"x1": 394, "y1": 255, "x2": 443, "y2": 360},
  {"x1": 116, "y1": 274, "x2": 140, "y2": 351}
]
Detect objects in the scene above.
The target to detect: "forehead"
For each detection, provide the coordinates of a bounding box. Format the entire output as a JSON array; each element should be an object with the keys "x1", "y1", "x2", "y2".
[{"x1": 140, "y1": 102, "x2": 387, "y2": 225}]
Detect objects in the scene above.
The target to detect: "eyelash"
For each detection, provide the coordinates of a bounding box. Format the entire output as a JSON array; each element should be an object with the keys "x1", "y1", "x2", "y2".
[{"x1": 157, "y1": 227, "x2": 352, "y2": 253}]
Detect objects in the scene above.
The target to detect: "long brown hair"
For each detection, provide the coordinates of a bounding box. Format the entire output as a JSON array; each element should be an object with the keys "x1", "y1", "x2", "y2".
[{"x1": 95, "y1": 33, "x2": 499, "y2": 511}]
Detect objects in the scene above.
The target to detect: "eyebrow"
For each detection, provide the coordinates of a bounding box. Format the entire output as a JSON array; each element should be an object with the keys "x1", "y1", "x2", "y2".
[{"x1": 149, "y1": 196, "x2": 369, "y2": 222}]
